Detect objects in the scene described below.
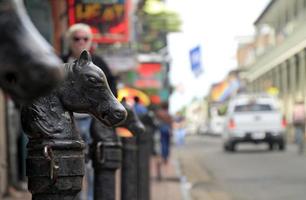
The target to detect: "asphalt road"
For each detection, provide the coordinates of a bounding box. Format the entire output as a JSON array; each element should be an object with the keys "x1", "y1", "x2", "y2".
[{"x1": 175, "y1": 135, "x2": 306, "y2": 200}]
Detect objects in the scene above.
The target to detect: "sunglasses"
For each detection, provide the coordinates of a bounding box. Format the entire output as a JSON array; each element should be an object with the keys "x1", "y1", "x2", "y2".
[{"x1": 73, "y1": 36, "x2": 89, "y2": 42}]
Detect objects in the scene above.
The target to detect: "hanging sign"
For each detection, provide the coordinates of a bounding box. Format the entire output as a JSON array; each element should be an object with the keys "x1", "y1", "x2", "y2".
[{"x1": 68, "y1": 0, "x2": 130, "y2": 43}]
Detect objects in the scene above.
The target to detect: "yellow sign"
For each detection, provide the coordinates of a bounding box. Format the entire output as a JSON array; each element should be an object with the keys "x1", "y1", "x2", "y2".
[
  {"x1": 266, "y1": 87, "x2": 279, "y2": 96},
  {"x1": 75, "y1": 3, "x2": 124, "y2": 22}
]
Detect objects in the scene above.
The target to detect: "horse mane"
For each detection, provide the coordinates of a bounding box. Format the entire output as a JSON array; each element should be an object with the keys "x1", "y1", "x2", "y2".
[
  {"x1": 64, "y1": 62, "x2": 75, "y2": 77},
  {"x1": 21, "y1": 63, "x2": 76, "y2": 139}
]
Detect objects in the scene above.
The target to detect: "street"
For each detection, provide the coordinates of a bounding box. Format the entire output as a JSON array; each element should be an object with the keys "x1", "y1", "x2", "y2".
[{"x1": 176, "y1": 135, "x2": 306, "y2": 200}]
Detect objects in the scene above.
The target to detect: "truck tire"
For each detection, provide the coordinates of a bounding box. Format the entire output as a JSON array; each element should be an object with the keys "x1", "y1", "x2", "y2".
[
  {"x1": 279, "y1": 140, "x2": 286, "y2": 151},
  {"x1": 268, "y1": 142, "x2": 274, "y2": 151},
  {"x1": 228, "y1": 142, "x2": 236, "y2": 152}
]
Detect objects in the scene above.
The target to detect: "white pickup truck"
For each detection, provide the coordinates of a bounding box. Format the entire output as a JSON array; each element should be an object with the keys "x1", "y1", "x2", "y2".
[{"x1": 223, "y1": 93, "x2": 286, "y2": 152}]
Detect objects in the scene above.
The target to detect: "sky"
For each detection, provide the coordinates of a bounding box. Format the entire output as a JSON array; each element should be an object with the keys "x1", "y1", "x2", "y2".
[{"x1": 166, "y1": 0, "x2": 270, "y2": 114}]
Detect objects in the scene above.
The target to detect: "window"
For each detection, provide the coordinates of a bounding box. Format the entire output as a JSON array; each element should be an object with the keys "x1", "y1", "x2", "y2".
[
  {"x1": 234, "y1": 104, "x2": 273, "y2": 112},
  {"x1": 287, "y1": 60, "x2": 291, "y2": 93},
  {"x1": 295, "y1": 55, "x2": 300, "y2": 90},
  {"x1": 294, "y1": 0, "x2": 298, "y2": 17}
]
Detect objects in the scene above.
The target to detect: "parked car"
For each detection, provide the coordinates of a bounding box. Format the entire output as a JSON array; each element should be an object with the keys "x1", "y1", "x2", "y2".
[
  {"x1": 223, "y1": 93, "x2": 286, "y2": 152},
  {"x1": 198, "y1": 121, "x2": 209, "y2": 135},
  {"x1": 207, "y1": 106, "x2": 225, "y2": 136},
  {"x1": 208, "y1": 115, "x2": 224, "y2": 136}
]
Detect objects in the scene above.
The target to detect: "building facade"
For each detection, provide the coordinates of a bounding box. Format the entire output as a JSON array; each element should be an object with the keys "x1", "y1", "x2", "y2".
[{"x1": 244, "y1": 0, "x2": 306, "y2": 128}]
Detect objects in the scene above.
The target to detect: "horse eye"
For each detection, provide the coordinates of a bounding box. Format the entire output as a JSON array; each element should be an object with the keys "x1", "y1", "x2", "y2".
[{"x1": 87, "y1": 76, "x2": 98, "y2": 84}]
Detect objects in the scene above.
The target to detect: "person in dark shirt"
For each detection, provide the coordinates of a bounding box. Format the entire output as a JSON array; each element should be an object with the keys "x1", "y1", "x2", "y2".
[
  {"x1": 61, "y1": 23, "x2": 117, "y2": 96},
  {"x1": 293, "y1": 98, "x2": 306, "y2": 154},
  {"x1": 133, "y1": 96, "x2": 148, "y2": 115},
  {"x1": 155, "y1": 102, "x2": 172, "y2": 164}
]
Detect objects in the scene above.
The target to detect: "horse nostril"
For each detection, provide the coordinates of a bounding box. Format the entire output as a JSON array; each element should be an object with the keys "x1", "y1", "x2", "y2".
[
  {"x1": 4, "y1": 72, "x2": 18, "y2": 84},
  {"x1": 113, "y1": 109, "x2": 126, "y2": 120}
]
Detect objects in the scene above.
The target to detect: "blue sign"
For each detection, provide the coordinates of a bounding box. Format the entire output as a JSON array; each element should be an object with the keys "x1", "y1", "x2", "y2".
[{"x1": 189, "y1": 45, "x2": 203, "y2": 77}]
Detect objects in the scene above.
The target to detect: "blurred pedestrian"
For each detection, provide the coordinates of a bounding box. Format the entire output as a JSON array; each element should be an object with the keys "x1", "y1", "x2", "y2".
[
  {"x1": 173, "y1": 112, "x2": 186, "y2": 146},
  {"x1": 133, "y1": 96, "x2": 148, "y2": 115},
  {"x1": 61, "y1": 23, "x2": 117, "y2": 200},
  {"x1": 155, "y1": 102, "x2": 173, "y2": 164},
  {"x1": 292, "y1": 97, "x2": 305, "y2": 154},
  {"x1": 61, "y1": 23, "x2": 117, "y2": 95}
]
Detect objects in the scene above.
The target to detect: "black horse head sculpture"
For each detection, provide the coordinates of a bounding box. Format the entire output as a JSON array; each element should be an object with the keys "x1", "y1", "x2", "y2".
[
  {"x1": 0, "y1": 0, "x2": 64, "y2": 103},
  {"x1": 20, "y1": 50, "x2": 127, "y2": 199},
  {"x1": 119, "y1": 100, "x2": 145, "y2": 134},
  {"x1": 21, "y1": 50, "x2": 127, "y2": 140},
  {"x1": 90, "y1": 99, "x2": 145, "y2": 142},
  {"x1": 90, "y1": 100, "x2": 145, "y2": 200}
]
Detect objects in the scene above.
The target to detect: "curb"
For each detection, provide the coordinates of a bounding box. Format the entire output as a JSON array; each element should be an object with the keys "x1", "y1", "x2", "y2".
[{"x1": 173, "y1": 159, "x2": 192, "y2": 200}]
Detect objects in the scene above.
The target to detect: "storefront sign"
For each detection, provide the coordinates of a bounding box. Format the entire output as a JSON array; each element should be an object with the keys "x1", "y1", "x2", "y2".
[
  {"x1": 135, "y1": 63, "x2": 162, "y2": 89},
  {"x1": 68, "y1": 0, "x2": 129, "y2": 43}
]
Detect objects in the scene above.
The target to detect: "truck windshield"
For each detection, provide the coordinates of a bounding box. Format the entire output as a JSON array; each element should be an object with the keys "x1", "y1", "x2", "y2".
[{"x1": 234, "y1": 104, "x2": 273, "y2": 112}]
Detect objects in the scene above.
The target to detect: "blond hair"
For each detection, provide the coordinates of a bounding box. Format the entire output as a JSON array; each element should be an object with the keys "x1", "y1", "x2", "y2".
[{"x1": 66, "y1": 23, "x2": 93, "y2": 45}]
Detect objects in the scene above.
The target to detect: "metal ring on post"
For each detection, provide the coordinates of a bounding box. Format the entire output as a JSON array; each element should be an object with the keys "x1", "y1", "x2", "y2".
[
  {"x1": 96, "y1": 141, "x2": 105, "y2": 164},
  {"x1": 43, "y1": 145, "x2": 59, "y2": 184}
]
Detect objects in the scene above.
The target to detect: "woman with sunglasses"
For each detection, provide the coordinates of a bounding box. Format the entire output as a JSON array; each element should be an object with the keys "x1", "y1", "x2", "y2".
[
  {"x1": 61, "y1": 23, "x2": 117, "y2": 96},
  {"x1": 61, "y1": 23, "x2": 118, "y2": 200}
]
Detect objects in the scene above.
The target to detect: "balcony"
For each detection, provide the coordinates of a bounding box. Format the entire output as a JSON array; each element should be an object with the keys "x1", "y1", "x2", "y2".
[{"x1": 246, "y1": 22, "x2": 306, "y2": 81}]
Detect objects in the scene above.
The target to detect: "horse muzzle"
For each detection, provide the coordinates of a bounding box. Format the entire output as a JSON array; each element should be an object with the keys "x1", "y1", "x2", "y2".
[
  {"x1": 96, "y1": 104, "x2": 127, "y2": 127},
  {"x1": 127, "y1": 121, "x2": 146, "y2": 135}
]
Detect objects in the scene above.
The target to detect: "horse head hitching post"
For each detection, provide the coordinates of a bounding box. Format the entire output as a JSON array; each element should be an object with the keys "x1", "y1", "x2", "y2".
[
  {"x1": 120, "y1": 100, "x2": 145, "y2": 200},
  {"x1": 21, "y1": 51, "x2": 127, "y2": 200},
  {"x1": 90, "y1": 99, "x2": 145, "y2": 200}
]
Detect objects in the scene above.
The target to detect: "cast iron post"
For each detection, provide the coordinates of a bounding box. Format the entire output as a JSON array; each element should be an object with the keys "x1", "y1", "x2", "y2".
[
  {"x1": 21, "y1": 51, "x2": 127, "y2": 200},
  {"x1": 136, "y1": 126, "x2": 150, "y2": 200},
  {"x1": 120, "y1": 101, "x2": 145, "y2": 200},
  {"x1": 26, "y1": 139, "x2": 85, "y2": 200},
  {"x1": 137, "y1": 113, "x2": 155, "y2": 200},
  {"x1": 121, "y1": 137, "x2": 137, "y2": 200},
  {"x1": 90, "y1": 121, "x2": 122, "y2": 200},
  {"x1": 90, "y1": 100, "x2": 145, "y2": 200}
]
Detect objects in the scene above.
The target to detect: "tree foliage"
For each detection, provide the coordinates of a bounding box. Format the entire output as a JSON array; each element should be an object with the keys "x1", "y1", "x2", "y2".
[
  {"x1": 143, "y1": 0, "x2": 181, "y2": 32},
  {"x1": 137, "y1": 0, "x2": 181, "y2": 52}
]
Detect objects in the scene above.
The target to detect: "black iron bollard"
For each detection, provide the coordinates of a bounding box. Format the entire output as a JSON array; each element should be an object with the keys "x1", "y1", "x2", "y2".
[
  {"x1": 136, "y1": 126, "x2": 151, "y2": 200},
  {"x1": 137, "y1": 113, "x2": 155, "y2": 200},
  {"x1": 26, "y1": 140, "x2": 85, "y2": 200},
  {"x1": 121, "y1": 136, "x2": 137, "y2": 200},
  {"x1": 21, "y1": 51, "x2": 127, "y2": 200},
  {"x1": 91, "y1": 100, "x2": 145, "y2": 200},
  {"x1": 120, "y1": 101, "x2": 145, "y2": 200},
  {"x1": 90, "y1": 121, "x2": 122, "y2": 200},
  {"x1": 93, "y1": 140, "x2": 122, "y2": 200}
]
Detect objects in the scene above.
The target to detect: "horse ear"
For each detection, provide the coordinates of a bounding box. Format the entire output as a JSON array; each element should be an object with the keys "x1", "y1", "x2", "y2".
[{"x1": 77, "y1": 50, "x2": 92, "y2": 67}]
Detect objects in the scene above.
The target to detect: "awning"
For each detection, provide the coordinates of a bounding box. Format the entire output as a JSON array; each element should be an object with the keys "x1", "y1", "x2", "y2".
[{"x1": 118, "y1": 87, "x2": 151, "y2": 106}]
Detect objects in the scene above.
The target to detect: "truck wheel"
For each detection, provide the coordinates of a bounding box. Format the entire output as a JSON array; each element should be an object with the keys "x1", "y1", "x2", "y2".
[
  {"x1": 229, "y1": 143, "x2": 236, "y2": 152},
  {"x1": 279, "y1": 140, "x2": 286, "y2": 151},
  {"x1": 268, "y1": 142, "x2": 274, "y2": 151},
  {"x1": 223, "y1": 144, "x2": 229, "y2": 152}
]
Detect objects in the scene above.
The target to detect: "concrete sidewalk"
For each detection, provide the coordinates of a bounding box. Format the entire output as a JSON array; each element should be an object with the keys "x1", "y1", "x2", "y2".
[
  {"x1": 150, "y1": 156, "x2": 184, "y2": 200},
  {"x1": 2, "y1": 156, "x2": 184, "y2": 200},
  {"x1": 2, "y1": 187, "x2": 31, "y2": 200}
]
